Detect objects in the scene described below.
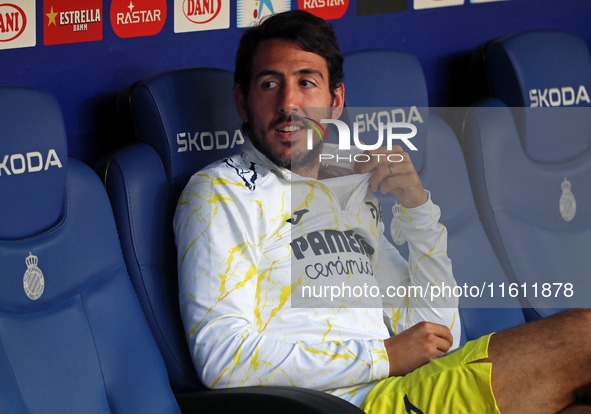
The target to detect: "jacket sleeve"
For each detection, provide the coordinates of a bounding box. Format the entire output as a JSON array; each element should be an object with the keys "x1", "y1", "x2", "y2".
[
  {"x1": 174, "y1": 170, "x2": 390, "y2": 391},
  {"x1": 374, "y1": 193, "x2": 461, "y2": 348}
]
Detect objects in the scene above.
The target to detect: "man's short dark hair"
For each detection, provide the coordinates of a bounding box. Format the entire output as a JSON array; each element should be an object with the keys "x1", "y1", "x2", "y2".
[{"x1": 234, "y1": 10, "x2": 345, "y2": 101}]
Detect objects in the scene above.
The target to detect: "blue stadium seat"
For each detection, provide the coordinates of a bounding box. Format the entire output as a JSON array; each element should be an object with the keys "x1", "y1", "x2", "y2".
[
  {"x1": 103, "y1": 67, "x2": 242, "y2": 393},
  {"x1": 462, "y1": 30, "x2": 591, "y2": 320},
  {"x1": 0, "y1": 86, "x2": 180, "y2": 413},
  {"x1": 343, "y1": 50, "x2": 526, "y2": 342},
  {"x1": 102, "y1": 68, "x2": 364, "y2": 413}
]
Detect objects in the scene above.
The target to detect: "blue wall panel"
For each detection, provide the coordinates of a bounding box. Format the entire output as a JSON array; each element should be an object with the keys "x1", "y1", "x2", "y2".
[{"x1": 1, "y1": 0, "x2": 590, "y2": 164}]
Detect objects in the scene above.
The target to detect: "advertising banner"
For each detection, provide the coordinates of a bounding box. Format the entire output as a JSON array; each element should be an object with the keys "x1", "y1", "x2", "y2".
[
  {"x1": 0, "y1": 1, "x2": 35, "y2": 50},
  {"x1": 174, "y1": 0, "x2": 229, "y2": 33},
  {"x1": 237, "y1": 0, "x2": 290, "y2": 28},
  {"x1": 414, "y1": 0, "x2": 464, "y2": 10},
  {"x1": 44, "y1": 0, "x2": 103, "y2": 45},
  {"x1": 111, "y1": 0, "x2": 167, "y2": 38}
]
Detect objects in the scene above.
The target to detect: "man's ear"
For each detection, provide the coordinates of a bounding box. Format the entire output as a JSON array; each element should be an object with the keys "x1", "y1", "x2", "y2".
[
  {"x1": 331, "y1": 83, "x2": 345, "y2": 119},
  {"x1": 234, "y1": 84, "x2": 249, "y2": 122}
]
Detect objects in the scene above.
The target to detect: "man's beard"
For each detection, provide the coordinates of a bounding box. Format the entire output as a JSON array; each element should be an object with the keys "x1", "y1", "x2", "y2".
[{"x1": 249, "y1": 112, "x2": 325, "y2": 172}]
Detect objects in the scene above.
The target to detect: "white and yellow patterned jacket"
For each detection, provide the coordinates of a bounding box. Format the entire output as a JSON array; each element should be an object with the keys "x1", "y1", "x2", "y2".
[{"x1": 174, "y1": 140, "x2": 460, "y2": 406}]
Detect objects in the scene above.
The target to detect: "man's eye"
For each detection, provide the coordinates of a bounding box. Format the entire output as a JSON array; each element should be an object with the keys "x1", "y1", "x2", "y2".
[
  {"x1": 262, "y1": 81, "x2": 277, "y2": 89},
  {"x1": 300, "y1": 80, "x2": 315, "y2": 88}
]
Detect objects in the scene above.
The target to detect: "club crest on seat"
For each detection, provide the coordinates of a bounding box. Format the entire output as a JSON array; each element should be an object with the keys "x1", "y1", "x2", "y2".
[
  {"x1": 559, "y1": 178, "x2": 576, "y2": 222},
  {"x1": 23, "y1": 252, "x2": 45, "y2": 301}
]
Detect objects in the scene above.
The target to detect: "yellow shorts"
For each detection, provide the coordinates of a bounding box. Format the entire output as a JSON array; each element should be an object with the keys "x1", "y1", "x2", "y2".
[{"x1": 360, "y1": 334, "x2": 499, "y2": 414}]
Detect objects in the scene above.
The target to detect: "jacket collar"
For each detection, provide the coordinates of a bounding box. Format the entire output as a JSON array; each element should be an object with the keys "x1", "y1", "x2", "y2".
[{"x1": 242, "y1": 139, "x2": 364, "y2": 182}]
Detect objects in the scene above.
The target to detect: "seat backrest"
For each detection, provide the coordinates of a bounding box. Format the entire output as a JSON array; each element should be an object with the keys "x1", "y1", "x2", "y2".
[
  {"x1": 104, "y1": 68, "x2": 244, "y2": 391},
  {"x1": 0, "y1": 86, "x2": 179, "y2": 413},
  {"x1": 463, "y1": 30, "x2": 591, "y2": 319},
  {"x1": 343, "y1": 50, "x2": 526, "y2": 341},
  {"x1": 126, "y1": 67, "x2": 246, "y2": 199},
  {"x1": 480, "y1": 29, "x2": 591, "y2": 163}
]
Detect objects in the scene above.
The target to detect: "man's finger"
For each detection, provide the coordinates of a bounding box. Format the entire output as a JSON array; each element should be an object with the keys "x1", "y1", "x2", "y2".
[
  {"x1": 353, "y1": 148, "x2": 407, "y2": 174},
  {"x1": 431, "y1": 323, "x2": 454, "y2": 349},
  {"x1": 368, "y1": 162, "x2": 415, "y2": 193}
]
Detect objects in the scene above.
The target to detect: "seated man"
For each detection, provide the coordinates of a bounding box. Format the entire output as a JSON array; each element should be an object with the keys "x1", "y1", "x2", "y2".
[{"x1": 174, "y1": 10, "x2": 591, "y2": 414}]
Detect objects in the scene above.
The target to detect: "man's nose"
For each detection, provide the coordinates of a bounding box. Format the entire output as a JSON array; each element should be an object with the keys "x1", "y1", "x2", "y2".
[{"x1": 278, "y1": 83, "x2": 300, "y2": 115}]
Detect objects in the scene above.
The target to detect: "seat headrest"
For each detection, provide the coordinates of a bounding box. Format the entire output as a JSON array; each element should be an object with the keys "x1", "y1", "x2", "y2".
[
  {"x1": 128, "y1": 68, "x2": 245, "y2": 196},
  {"x1": 343, "y1": 50, "x2": 429, "y2": 172},
  {"x1": 0, "y1": 86, "x2": 68, "y2": 240},
  {"x1": 485, "y1": 30, "x2": 591, "y2": 163}
]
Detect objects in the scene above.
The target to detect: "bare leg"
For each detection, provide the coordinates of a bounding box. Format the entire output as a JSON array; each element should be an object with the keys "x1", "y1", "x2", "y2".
[{"x1": 482, "y1": 308, "x2": 591, "y2": 414}]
